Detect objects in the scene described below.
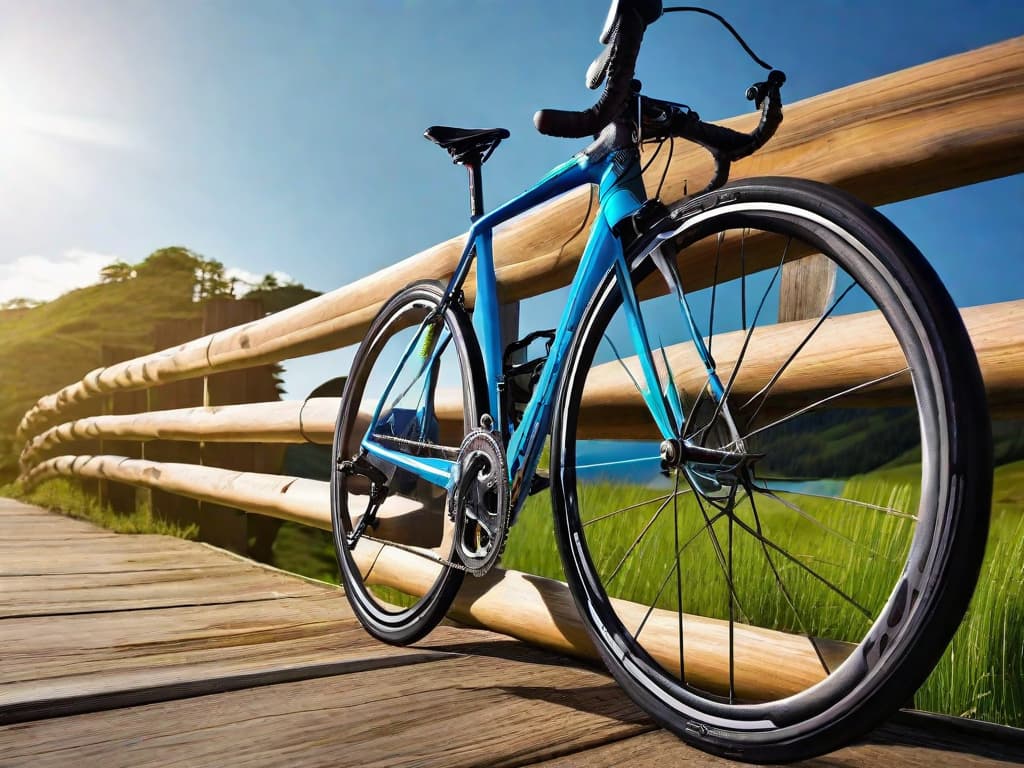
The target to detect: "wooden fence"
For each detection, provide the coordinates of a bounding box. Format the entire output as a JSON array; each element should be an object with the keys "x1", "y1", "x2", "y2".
[{"x1": 12, "y1": 37, "x2": 1024, "y2": 695}]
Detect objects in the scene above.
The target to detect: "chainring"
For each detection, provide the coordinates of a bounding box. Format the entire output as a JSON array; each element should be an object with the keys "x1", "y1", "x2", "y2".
[{"x1": 450, "y1": 428, "x2": 511, "y2": 577}]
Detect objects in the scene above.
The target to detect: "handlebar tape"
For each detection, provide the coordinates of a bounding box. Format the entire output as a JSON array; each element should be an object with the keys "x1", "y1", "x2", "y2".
[{"x1": 534, "y1": 8, "x2": 645, "y2": 139}]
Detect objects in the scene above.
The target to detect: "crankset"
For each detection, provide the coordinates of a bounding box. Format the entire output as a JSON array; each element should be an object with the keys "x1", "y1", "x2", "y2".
[{"x1": 449, "y1": 427, "x2": 511, "y2": 577}]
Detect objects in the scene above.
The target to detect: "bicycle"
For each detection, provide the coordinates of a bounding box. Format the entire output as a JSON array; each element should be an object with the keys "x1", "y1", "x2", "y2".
[{"x1": 330, "y1": 1, "x2": 992, "y2": 762}]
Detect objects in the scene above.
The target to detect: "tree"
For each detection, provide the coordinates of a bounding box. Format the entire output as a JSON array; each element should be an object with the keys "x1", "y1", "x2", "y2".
[
  {"x1": 99, "y1": 260, "x2": 136, "y2": 283},
  {"x1": 194, "y1": 258, "x2": 234, "y2": 301}
]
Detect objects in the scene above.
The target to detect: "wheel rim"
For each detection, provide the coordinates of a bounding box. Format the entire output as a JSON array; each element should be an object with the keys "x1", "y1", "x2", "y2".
[
  {"x1": 331, "y1": 288, "x2": 480, "y2": 633},
  {"x1": 550, "y1": 203, "x2": 949, "y2": 733}
]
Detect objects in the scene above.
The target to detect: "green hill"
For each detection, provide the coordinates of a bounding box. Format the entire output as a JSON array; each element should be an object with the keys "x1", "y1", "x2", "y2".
[{"x1": 0, "y1": 247, "x2": 319, "y2": 480}]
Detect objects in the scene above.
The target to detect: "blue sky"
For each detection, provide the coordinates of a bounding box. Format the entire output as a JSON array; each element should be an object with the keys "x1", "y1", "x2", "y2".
[{"x1": 1, "y1": 1, "x2": 1021, "y2": 397}]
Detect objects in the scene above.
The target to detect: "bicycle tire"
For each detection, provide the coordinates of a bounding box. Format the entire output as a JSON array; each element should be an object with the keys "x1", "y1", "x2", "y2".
[
  {"x1": 331, "y1": 280, "x2": 487, "y2": 645},
  {"x1": 550, "y1": 177, "x2": 992, "y2": 762}
]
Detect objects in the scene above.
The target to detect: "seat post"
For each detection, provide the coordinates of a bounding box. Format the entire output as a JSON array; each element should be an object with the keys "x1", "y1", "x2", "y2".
[{"x1": 466, "y1": 162, "x2": 484, "y2": 219}]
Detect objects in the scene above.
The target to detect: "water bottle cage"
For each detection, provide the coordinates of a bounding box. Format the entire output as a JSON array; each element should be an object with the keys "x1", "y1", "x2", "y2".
[{"x1": 503, "y1": 330, "x2": 556, "y2": 428}]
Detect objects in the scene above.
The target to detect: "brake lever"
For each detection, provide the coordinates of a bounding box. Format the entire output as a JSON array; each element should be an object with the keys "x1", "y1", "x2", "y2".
[{"x1": 745, "y1": 70, "x2": 787, "y2": 110}]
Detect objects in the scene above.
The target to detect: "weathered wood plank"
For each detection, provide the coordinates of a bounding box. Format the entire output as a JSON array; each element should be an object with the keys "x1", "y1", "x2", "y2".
[
  {"x1": 1, "y1": 522, "x2": 118, "y2": 538},
  {"x1": 0, "y1": 565, "x2": 321, "y2": 618},
  {"x1": 0, "y1": 501, "x2": 514, "y2": 728},
  {"x1": 0, "y1": 653, "x2": 653, "y2": 768},
  {"x1": 0, "y1": 537, "x2": 232, "y2": 575},
  {"x1": 0, "y1": 499, "x2": 62, "y2": 516},
  {"x1": 0, "y1": 587, "x2": 500, "y2": 726}
]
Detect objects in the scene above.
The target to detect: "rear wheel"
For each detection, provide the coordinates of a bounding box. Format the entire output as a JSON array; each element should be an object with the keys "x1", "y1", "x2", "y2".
[
  {"x1": 551, "y1": 178, "x2": 991, "y2": 762},
  {"x1": 331, "y1": 280, "x2": 487, "y2": 645}
]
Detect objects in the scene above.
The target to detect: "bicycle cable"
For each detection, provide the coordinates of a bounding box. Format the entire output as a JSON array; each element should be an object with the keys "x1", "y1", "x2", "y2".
[{"x1": 663, "y1": 6, "x2": 774, "y2": 70}]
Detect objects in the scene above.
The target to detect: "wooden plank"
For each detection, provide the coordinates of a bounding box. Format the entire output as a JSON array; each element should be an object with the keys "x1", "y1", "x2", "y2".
[
  {"x1": 0, "y1": 590, "x2": 475, "y2": 723},
  {"x1": 526, "y1": 714, "x2": 1024, "y2": 767},
  {"x1": 0, "y1": 521, "x2": 118, "y2": 538},
  {"x1": 0, "y1": 540, "x2": 235, "y2": 576},
  {"x1": 0, "y1": 501, "x2": 503, "y2": 727},
  {"x1": 0, "y1": 653, "x2": 653, "y2": 767},
  {"x1": 0, "y1": 499, "x2": 63, "y2": 516},
  {"x1": 16, "y1": 38, "x2": 1024, "y2": 444},
  {"x1": 0, "y1": 565, "x2": 322, "y2": 618}
]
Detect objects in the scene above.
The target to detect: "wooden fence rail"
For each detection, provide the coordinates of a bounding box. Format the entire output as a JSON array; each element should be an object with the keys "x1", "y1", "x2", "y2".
[
  {"x1": 15, "y1": 36, "x2": 1024, "y2": 443},
  {"x1": 11, "y1": 37, "x2": 1024, "y2": 704},
  {"x1": 18, "y1": 298, "x2": 1024, "y2": 469}
]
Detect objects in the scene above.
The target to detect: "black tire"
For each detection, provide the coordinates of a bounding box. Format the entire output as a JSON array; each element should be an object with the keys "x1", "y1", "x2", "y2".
[
  {"x1": 550, "y1": 177, "x2": 992, "y2": 762},
  {"x1": 331, "y1": 280, "x2": 487, "y2": 645}
]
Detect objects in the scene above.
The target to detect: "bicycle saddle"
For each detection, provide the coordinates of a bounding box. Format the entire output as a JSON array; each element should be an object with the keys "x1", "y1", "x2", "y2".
[{"x1": 424, "y1": 126, "x2": 510, "y2": 166}]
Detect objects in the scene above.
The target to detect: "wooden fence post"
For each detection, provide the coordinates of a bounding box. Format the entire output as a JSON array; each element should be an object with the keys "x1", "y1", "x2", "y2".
[
  {"x1": 147, "y1": 318, "x2": 204, "y2": 534},
  {"x1": 201, "y1": 299, "x2": 286, "y2": 560}
]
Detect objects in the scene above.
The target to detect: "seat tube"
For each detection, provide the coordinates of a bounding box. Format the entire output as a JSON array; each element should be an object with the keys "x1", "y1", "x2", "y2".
[{"x1": 472, "y1": 227, "x2": 503, "y2": 422}]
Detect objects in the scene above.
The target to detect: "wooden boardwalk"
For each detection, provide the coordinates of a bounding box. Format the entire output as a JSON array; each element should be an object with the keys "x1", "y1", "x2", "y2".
[{"x1": 1, "y1": 498, "x2": 1021, "y2": 767}]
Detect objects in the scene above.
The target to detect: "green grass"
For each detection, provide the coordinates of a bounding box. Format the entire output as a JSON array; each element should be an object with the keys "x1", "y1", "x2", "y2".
[
  {"x1": 272, "y1": 521, "x2": 340, "y2": 584},
  {"x1": 3, "y1": 478, "x2": 198, "y2": 538},
  {"x1": 502, "y1": 466, "x2": 1024, "y2": 727}
]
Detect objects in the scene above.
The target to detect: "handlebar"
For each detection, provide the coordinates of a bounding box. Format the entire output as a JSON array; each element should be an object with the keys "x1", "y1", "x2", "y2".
[
  {"x1": 642, "y1": 69, "x2": 786, "y2": 192},
  {"x1": 534, "y1": 4, "x2": 648, "y2": 139},
  {"x1": 534, "y1": 2, "x2": 786, "y2": 194}
]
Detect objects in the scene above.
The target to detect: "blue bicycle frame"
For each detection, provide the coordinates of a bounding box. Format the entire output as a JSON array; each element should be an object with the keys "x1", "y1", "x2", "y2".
[{"x1": 359, "y1": 142, "x2": 723, "y2": 518}]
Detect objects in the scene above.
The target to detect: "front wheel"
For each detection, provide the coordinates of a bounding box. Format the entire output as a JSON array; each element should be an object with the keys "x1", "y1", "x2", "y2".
[{"x1": 550, "y1": 178, "x2": 992, "y2": 762}]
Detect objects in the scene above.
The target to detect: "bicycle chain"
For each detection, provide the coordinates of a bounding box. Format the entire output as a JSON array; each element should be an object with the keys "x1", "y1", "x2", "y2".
[{"x1": 360, "y1": 534, "x2": 471, "y2": 572}]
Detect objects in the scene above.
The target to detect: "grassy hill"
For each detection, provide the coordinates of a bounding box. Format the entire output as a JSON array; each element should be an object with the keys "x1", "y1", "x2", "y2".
[{"x1": 0, "y1": 247, "x2": 319, "y2": 480}]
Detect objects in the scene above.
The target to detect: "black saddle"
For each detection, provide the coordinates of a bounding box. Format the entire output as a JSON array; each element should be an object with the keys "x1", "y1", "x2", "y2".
[{"x1": 424, "y1": 126, "x2": 510, "y2": 165}]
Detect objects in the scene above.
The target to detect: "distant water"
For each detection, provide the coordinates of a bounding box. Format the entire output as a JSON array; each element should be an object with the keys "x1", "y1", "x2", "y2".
[{"x1": 575, "y1": 440, "x2": 846, "y2": 496}]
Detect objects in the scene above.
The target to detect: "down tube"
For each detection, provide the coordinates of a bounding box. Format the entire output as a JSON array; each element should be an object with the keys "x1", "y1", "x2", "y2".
[{"x1": 506, "y1": 218, "x2": 633, "y2": 510}]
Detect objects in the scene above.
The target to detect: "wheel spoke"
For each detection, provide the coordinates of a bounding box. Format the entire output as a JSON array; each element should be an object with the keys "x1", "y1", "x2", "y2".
[
  {"x1": 633, "y1": 508, "x2": 729, "y2": 641},
  {"x1": 757, "y1": 484, "x2": 917, "y2": 521},
  {"x1": 673, "y1": 472, "x2": 686, "y2": 682},
  {"x1": 606, "y1": 493, "x2": 675, "y2": 584},
  {"x1": 707, "y1": 231, "x2": 724, "y2": 357},
  {"x1": 740, "y1": 228, "x2": 748, "y2": 332},
  {"x1": 684, "y1": 474, "x2": 752, "y2": 624},
  {"x1": 754, "y1": 487, "x2": 897, "y2": 563},
  {"x1": 689, "y1": 237, "x2": 791, "y2": 445},
  {"x1": 740, "y1": 281, "x2": 856, "y2": 424},
  {"x1": 605, "y1": 334, "x2": 644, "y2": 398},
  {"x1": 745, "y1": 489, "x2": 834, "y2": 676},
  {"x1": 583, "y1": 490, "x2": 682, "y2": 527},
  {"x1": 729, "y1": 510, "x2": 874, "y2": 621},
  {"x1": 738, "y1": 367, "x2": 911, "y2": 445},
  {"x1": 728, "y1": 490, "x2": 736, "y2": 702}
]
